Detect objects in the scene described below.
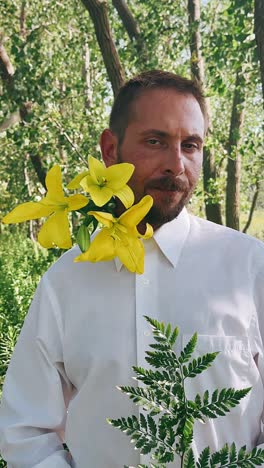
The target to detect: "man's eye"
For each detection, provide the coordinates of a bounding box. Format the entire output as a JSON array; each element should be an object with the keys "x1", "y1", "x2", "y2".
[
  {"x1": 147, "y1": 139, "x2": 161, "y2": 145},
  {"x1": 183, "y1": 143, "x2": 199, "y2": 150}
]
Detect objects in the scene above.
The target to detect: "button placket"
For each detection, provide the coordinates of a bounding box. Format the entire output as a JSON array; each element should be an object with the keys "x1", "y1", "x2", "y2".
[{"x1": 135, "y1": 241, "x2": 158, "y2": 466}]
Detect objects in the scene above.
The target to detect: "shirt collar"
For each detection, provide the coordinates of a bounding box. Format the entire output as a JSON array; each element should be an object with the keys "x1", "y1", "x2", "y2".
[{"x1": 114, "y1": 208, "x2": 190, "y2": 272}]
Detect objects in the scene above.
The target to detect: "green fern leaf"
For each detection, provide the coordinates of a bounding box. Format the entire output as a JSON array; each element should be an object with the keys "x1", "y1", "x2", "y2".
[
  {"x1": 165, "y1": 323, "x2": 171, "y2": 338},
  {"x1": 229, "y1": 442, "x2": 237, "y2": 463},
  {"x1": 169, "y1": 326, "x2": 179, "y2": 347},
  {"x1": 197, "y1": 446, "x2": 210, "y2": 468},
  {"x1": 179, "y1": 333, "x2": 197, "y2": 364},
  {"x1": 184, "y1": 353, "x2": 219, "y2": 379},
  {"x1": 183, "y1": 448, "x2": 195, "y2": 468},
  {"x1": 219, "y1": 443, "x2": 229, "y2": 465},
  {"x1": 199, "y1": 387, "x2": 251, "y2": 420},
  {"x1": 140, "y1": 413, "x2": 148, "y2": 431},
  {"x1": 147, "y1": 414, "x2": 157, "y2": 437}
]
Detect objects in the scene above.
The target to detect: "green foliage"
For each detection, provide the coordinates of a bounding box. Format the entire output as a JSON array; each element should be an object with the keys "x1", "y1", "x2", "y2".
[
  {"x1": 108, "y1": 317, "x2": 263, "y2": 467},
  {"x1": 0, "y1": 230, "x2": 58, "y2": 390}
]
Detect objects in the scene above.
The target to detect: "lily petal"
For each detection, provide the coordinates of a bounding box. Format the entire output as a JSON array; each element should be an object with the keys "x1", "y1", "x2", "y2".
[
  {"x1": 75, "y1": 228, "x2": 116, "y2": 262},
  {"x1": 38, "y1": 211, "x2": 72, "y2": 249},
  {"x1": 67, "y1": 171, "x2": 89, "y2": 190},
  {"x1": 79, "y1": 174, "x2": 95, "y2": 192},
  {"x1": 116, "y1": 235, "x2": 144, "y2": 274},
  {"x1": 106, "y1": 163, "x2": 134, "y2": 190},
  {"x1": 2, "y1": 202, "x2": 54, "y2": 224},
  {"x1": 136, "y1": 222, "x2": 153, "y2": 239},
  {"x1": 119, "y1": 195, "x2": 153, "y2": 228},
  {"x1": 88, "y1": 156, "x2": 105, "y2": 183},
  {"x1": 67, "y1": 194, "x2": 88, "y2": 211},
  {"x1": 88, "y1": 210, "x2": 115, "y2": 228},
  {"x1": 85, "y1": 184, "x2": 113, "y2": 206},
  {"x1": 45, "y1": 165, "x2": 64, "y2": 201},
  {"x1": 114, "y1": 185, "x2": 134, "y2": 209}
]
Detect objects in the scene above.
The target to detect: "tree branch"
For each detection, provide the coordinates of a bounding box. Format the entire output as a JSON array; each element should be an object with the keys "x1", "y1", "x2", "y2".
[
  {"x1": 81, "y1": 0, "x2": 125, "y2": 96},
  {"x1": 254, "y1": 0, "x2": 264, "y2": 105},
  {"x1": 188, "y1": 0, "x2": 222, "y2": 225},
  {"x1": 243, "y1": 180, "x2": 260, "y2": 233},
  {"x1": 0, "y1": 42, "x2": 15, "y2": 84},
  {"x1": 112, "y1": 0, "x2": 148, "y2": 61}
]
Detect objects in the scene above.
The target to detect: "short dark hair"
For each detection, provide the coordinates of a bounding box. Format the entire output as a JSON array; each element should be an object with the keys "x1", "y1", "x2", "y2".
[{"x1": 109, "y1": 69, "x2": 208, "y2": 143}]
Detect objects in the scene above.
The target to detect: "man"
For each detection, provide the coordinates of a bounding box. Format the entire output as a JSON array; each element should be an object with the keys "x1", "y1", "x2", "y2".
[{"x1": 0, "y1": 70, "x2": 264, "y2": 467}]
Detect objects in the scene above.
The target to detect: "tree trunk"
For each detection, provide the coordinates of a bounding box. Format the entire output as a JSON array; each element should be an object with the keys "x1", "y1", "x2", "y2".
[
  {"x1": 0, "y1": 41, "x2": 47, "y2": 189},
  {"x1": 81, "y1": 0, "x2": 125, "y2": 96},
  {"x1": 112, "y1": 0, "x2": 148, "y2": 62},
  {"x1": 243, "y1": 180, "x2": 260, "y2": 233},
  {"x1": 0, "y1": 42, "x2": 15, "y2": 85},
  {"x1": 254, "y1": 0, "x2": 264, "y2": 104},
  {"x1": 188, "y1": 0, "x2": 223, "y2": 225},
  {"x1": 28, "y1": 153, "x2": 47, "y2": 190},
  {"x1": 226, "y1": 70, "x2": 246, "y2": 230},
  {"x1": 20, "y1": 0, "x2": 27, "y2": 38}
]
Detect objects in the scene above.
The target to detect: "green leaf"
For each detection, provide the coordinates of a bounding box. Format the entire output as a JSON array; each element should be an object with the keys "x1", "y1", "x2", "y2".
[
  {"x1": 179, "y1": 333, "x2": 197, "y2": 364},
  {"x1": 197, "y1": 446, "x2": 210, "y2": 468},
  {"x1": 184, "y1": 353, "x2": 219, "y2": 379},
  {"x1": 183, "y1": 448, "x2": 195, "y2": 468}
]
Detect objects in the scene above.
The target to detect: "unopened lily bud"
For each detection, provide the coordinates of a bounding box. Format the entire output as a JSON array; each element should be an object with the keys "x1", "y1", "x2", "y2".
[{"x1": 77, "y1": 225, "x2": 90, "y2": 253}]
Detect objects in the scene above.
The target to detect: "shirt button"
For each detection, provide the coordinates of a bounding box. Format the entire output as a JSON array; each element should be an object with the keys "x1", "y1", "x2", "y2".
[{"x1": 143, "y1": 278, "x2": 150, "y2": 285}]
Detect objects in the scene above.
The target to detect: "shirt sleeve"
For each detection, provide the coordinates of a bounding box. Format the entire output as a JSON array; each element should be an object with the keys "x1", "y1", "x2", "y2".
[{"x1": 0, "y1": 275, "x2": 73, "y2": 468}]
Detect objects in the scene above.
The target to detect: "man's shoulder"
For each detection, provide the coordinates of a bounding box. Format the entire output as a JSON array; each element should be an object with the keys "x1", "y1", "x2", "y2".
[
  {"x1": 41, "y1": 245, "x2": 90, "y2": 287},
  {"x1": 187, "y1": 213, "x2": 264, "y2": 263},
  {"x1": 189, "y1": 213, "x2": 264, "y2": 241},
  {"x1": 42, "y1": 242, "x2": 118, "y2": 287}
]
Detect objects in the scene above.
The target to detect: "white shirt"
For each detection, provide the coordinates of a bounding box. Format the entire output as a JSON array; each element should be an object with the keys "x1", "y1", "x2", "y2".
[{"x1": 0, "y1": 208, "x2": 264, "y2": 468}]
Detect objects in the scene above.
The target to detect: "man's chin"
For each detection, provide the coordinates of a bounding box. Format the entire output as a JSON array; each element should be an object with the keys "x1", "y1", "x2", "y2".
[{"x1": 145, "y1": 200, "x2": 186, "y2": 227}]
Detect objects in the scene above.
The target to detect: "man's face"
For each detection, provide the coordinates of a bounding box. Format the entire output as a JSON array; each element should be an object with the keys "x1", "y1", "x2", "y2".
[{"x1": 103, "y1": 88, "x2": 205, "y2": 228}]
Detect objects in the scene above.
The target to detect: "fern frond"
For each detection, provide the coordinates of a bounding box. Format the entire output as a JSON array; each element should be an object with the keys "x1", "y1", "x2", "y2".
[
  {"x1": 183, "y1": 448, "x2": 195, "y2": 468},
  {"x1": 109, "y1": 317, "x2": 264, "y2": 468},
  {"x1": 178, "y1": 333, "x2": 197, "y2": 364},
  {"x1": 144, "y1": 316, "x2": 179, "y2": 350},
  {"x1": 183, "y1": 353, "x2": 219, "y2": 379},
  {"x1": 119, "y1": 386, "x2": 163, "y2": 413},
  {"x1": 197, "y1": 387, "x2": 251, "y2": 419},
  {"x1": 145, "y1": 349, "x2": 180, "y2": 371},
  {"x1": 196, "y1": 446, "x2": 210, "y2": 468}
]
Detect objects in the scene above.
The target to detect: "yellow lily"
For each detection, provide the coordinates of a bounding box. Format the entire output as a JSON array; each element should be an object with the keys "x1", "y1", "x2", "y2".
[
  {"x1": 2, "y1": 165, "x2": 88, "y2": 249},
  {"x1": 67, "y1": 156, "x2": 135, "y2": 209},
  {"x1": 75, "y1": 195, "x2": 153, "y2": 274}
]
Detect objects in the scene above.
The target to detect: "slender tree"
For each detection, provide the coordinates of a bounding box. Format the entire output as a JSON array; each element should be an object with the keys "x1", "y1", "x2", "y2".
[
  {"x1": 254, "y1": 0, "x2": 264, "y2": 104},
  {"x1": 81, "y1": 0, "x2": 125, "y2": 96},
  {"x1": 187, "y1": 0, "x2": 223, "y2": 225},
  {"x1": 226, "y1": 70, "x2": 247, "y2": 230}
]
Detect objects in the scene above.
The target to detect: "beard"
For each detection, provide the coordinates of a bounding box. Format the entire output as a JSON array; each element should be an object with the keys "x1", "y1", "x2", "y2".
[
  {"x1": 143, "y1": 175, "x2": 193, "y2": 226},
  {"x1": 117, "y1": 148, "x2": 194, "y2": 227}
]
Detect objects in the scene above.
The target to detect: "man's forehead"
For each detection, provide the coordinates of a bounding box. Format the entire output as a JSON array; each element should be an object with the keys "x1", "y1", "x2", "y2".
[{"x1": 129, "y1": 89, "x2": 205, "y2": 136}]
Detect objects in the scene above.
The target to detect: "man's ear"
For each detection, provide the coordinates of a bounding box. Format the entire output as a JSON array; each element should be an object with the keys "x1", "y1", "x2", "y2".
[{"x1": 100, "y1": 129, "x2": 118, "y2": 167}]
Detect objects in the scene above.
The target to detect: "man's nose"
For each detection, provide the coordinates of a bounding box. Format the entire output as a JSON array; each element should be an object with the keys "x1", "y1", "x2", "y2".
[{"x1": 163, "y1": 145, "x2": 185, "y2": 176}]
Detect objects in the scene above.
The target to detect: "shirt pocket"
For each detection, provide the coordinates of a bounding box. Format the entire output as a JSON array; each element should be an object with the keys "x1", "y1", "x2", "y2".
[
  {"x1": 181, "y1": 334, "x2": 260, "y2": 414},
  {"x1": 181, "y1": 334, "x2": 263, "y2": 453}
]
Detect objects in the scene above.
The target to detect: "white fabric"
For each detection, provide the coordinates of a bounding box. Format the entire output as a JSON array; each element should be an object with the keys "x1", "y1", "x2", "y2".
[{"x1": 0, "y1": 208, "x2": 264, "y2": 467}]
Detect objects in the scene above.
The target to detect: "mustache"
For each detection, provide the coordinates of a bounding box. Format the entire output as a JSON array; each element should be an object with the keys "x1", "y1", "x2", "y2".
[{"x1": 145, "y1": 176, "x2": 189, "y2": 192}]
